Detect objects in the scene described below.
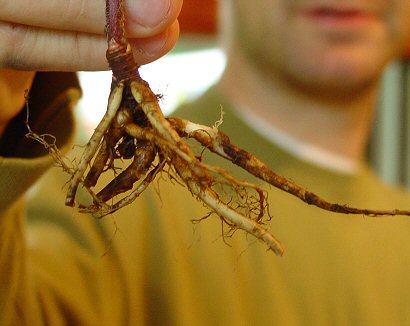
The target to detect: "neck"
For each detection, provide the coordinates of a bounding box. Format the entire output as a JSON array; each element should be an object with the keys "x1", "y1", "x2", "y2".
[{"x1": 217, "y1": 49, "x2": 379, "y2": 171}]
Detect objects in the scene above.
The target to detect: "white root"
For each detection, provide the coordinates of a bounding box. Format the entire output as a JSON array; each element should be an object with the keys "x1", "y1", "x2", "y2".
[
  {"x1": 185, "y1": 178, "x2": 284, "y2": 255},
  {"x1": 130, "y1": 80, "x2": 184, "y2": 145},
  {"x1": 127, "y1": 79, "x2": 284, "y2": 255},
  {"x1": 177, "y1": 118, "x2": 230, "y2": 159},
  {"x1": 66, "y1": 83, "x2": 124, "y2": 206}
]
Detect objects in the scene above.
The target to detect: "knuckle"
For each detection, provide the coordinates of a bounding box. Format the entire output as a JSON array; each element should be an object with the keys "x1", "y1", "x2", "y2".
[
  {"x1": 0, "y1": 22, "x2": 28, "y2": 69},
  {"x1": 0, "y1": 23, "x2": 53, "y2": 70},
  {"x1": 0, "y1": 22, "x2": 107, "y2": 71}
]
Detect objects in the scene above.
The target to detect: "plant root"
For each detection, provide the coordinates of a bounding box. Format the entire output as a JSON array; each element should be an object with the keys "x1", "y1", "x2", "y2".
[{"x1": 29, "y1": 0, "x2": 410, "y2": 256}]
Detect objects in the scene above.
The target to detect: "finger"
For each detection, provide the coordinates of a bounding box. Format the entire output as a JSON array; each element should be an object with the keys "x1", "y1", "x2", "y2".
[
  {"x1": 125, "y1": 0, "x2": 182, "y2": 37},
  {"x1": 128, "y1": 20, "x2": 180, "y2": 64},
  {"x1": 0, "y1": 0, "x2": 182, "y2": 38},
  {"x1": 0, "y1": 0, "x2": 102, "y2": 33},
  {"x1": 0, "y1": 20, "x2": 180, "y2": 71}
]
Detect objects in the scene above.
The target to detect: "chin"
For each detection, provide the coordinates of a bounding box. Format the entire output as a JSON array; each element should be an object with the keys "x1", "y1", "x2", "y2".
[
  {"x1": 288, "y1": 45, "x2": 392, "y2": 95},
  {"x1": 281, "y1": 62, "x2": 383, "y2": 101}
]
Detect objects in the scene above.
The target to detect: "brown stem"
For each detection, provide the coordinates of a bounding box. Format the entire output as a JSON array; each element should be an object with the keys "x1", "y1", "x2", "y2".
[
  {"x1": 106, "y1": 0, "x2": 140, "y2": 82},
  {"x1": 106, "y1": 0, "x2": 126, "y2": 44}
]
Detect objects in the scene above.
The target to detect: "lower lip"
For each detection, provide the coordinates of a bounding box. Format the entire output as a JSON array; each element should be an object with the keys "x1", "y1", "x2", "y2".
[{"x1": 302, "y1": 9, "x2": 378, "y2": 30}]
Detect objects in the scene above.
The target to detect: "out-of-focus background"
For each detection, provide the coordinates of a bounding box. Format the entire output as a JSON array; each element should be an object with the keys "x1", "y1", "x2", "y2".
[{"x1": 77, "y1": 0, "x2": 410, "y2": 190}]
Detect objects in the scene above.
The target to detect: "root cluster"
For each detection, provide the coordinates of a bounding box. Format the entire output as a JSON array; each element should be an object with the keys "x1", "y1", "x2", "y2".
[{"x1": 28, "y1": 0, "x2": 410, "y2": 256}]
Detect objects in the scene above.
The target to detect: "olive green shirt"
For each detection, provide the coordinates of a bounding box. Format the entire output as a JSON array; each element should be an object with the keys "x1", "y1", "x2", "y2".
[{"x1": 2, "y1": 75, "x2": 410, "y2": 325}]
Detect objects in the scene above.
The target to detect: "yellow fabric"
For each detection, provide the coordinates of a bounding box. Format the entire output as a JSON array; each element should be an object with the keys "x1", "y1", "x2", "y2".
[{"x1": 2, "y1": 78, "x2": 410, "y2": 325}]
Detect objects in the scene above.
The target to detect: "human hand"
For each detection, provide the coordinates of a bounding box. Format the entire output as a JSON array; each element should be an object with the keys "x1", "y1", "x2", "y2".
[
  {"x1": 0, "y1": 0, "x2": 182, "y2": 136},
  {"x1": 0, "y1": 0, "x2": 182, "y2": 71}
]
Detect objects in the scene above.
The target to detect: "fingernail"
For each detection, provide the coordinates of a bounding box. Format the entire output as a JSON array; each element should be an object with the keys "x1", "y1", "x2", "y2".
[{"x1": 126, "y1": 0, "x2": 171, "y2": 29}]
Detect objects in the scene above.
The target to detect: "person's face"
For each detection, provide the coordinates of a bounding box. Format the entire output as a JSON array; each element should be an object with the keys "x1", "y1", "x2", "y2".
[{"x1": 231, "y1": 0, "x2": 410, "y2": 97}]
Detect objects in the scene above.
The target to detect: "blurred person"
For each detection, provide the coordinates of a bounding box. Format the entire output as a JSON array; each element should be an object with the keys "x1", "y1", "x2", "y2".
[{"x1": 2, "y1": 0, "x2": 410, "y2": 325}]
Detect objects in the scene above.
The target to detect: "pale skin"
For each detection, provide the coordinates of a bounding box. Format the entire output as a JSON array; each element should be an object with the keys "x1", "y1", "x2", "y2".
[
  {"x1": 0, "y1": 0, "x2": 182, "y2": 136},
  {"x1": 218, "y1": 0, "x2": 410, "y2": 168}
]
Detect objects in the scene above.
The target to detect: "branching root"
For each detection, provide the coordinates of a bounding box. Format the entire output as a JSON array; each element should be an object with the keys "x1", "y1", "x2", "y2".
[{"x1": 26, "y1": 0, "x2": 410, "y2": 256}]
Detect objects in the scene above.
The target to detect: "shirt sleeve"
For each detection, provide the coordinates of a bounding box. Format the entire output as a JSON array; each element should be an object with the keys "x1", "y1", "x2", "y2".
[{"x1": 0, "y1": 72, "x2": 80, "y2": 326}]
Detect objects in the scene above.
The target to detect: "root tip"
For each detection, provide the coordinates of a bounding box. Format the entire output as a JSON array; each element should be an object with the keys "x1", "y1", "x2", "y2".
[{"x1": 65, "y1": 197, "x2": 75, "y2": 207}]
